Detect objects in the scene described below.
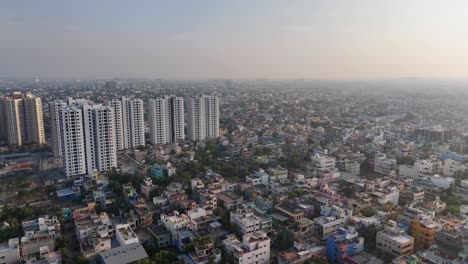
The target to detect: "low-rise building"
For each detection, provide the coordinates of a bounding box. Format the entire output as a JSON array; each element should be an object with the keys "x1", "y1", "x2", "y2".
[
  {"x1": 216, "y1": 191, "x2": 243, "y2": 210},
  {"x1": 0, "y1": 238, "x2": 20, "y2": 264},
  {"x1": 443, "y1": 159, "x2": 465, "y2": 176},
  {"x1": 160, "y1": 211, "x2": 190, "y2": 244},
  {"x1": 21, "y1": 216, "x2": 61, "y2": 260},
  {"x1": 230, "y1": 206, "x2": 272, "y2": 235},
  {"x1": 182, "y1": 237, "x2": 222, "y2": 264},
  {"x1": 422, "y1": 196, "x2": 446, "y2": 214},
  {"x1": 326, "y1": 227, "x2": 364, "y2": 264},
  {"x1": 411, "y1": 220, "x2": 438, "y2": 250},
  {"x1": 278, "y1": 240, "x2": 326, "y2": 264},
  {"x1": 374, "y1": 153, "x2": 396, "y2": 175},
  {"x1": 376, "y1": 221, "x2": 414, "y2": 258},
  {"x1": 223, "y1": 230, "x2": 271, "y2": 264},
  {"x1": 246, "y1": 169, "x2": 269, "y2": 185},
  {"x1": 115, "y1": 224, "x2": 139, "y2": 246},
  {"x1": 286, "y1": 218, "x2": 314, "y2": 242},
  {"x1": 461, "y1": 205, "x2": 468, "y2": 220},
  {"x1": 98, "y1": 243, "x2": 148, "y2": 264},
  {"x1": 274, "y1": 204, "x2": 305, "y2": 223},
  {"x1": 140, "y1": 177, "x2": 157, "y2": 199}
]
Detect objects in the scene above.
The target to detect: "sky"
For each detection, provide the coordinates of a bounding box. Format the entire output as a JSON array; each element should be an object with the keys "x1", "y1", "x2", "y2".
[{"x1": 1, "y1": 0, "x2": 468, "y2": 80}]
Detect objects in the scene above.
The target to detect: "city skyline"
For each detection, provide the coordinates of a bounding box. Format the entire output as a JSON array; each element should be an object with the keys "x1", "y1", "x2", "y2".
[{"x1": 1, "y1": 0, "x2": 468, "y2": 80}]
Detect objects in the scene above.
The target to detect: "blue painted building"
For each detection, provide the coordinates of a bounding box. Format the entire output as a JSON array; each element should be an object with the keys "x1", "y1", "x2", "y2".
[{"x1": 326, "y1": 228, "x2": 364, "y2": 264}]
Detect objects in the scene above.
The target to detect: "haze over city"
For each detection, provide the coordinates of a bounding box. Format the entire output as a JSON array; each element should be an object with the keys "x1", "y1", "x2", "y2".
[
  {"x1": 2, "y1": 0, "x2": 468, "y2": 80},
  {"x1": 2, "y1": 2, "x2": 468, "y2": 264}
]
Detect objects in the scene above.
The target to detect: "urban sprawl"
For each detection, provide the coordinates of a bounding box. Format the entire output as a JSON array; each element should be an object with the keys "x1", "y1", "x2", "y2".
[{"x1": 0, "y1": 79, "x2": 467, "y2": 264}]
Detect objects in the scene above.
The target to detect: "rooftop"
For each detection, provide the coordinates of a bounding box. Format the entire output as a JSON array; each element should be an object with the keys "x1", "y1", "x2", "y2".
[{"x1": 99, "y1": 243, "x2": 148, "y2": 264}]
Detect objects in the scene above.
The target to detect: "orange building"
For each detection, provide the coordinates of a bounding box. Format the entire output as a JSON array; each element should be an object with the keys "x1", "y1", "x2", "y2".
[{"x1": 411, "y1": 220, "x2": 437, "y2": 250}]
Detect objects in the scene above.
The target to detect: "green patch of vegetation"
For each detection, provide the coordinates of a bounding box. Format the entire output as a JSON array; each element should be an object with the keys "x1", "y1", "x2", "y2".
[{"x1": 360, "y1": 207, "x2": 376, "y2": 217}]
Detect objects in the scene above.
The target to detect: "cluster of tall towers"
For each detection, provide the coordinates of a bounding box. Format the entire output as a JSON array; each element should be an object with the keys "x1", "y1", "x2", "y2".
[
  {"x1": 0, "y1": 90, "x2": 220, "y2": 179},
  {"x1": 148, "y1": 94, "x2": 220, "y2": 144},
  {"x1": 50, "y1": 94, "x2": 219, "y2": 178},
  {"x1": 50, "y1": 97, "x2": 145, "y2": 178},
  {"x1": 0, "y1": 92, "x2": 46, "y2": 146}
]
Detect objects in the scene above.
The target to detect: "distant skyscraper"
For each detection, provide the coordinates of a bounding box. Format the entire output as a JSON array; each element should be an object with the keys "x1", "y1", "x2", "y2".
[
  {"x1": 104, "y1": 81, "x2": 117, "y2": 90},
  {"x1": 82, "y1": 104, "x2": 117, "y2": 175},
  {"x1": 0, "y1": 92, "x2": 46, "y2": 146},
  {"x1": 148, "y1": 96, "x2": 184, "y2": 145},
  {"x1": 204, "y1": 95, "x2": 220, "y2": 139},
  {"x1": 55, "y1": 98, "x2": 117, "y2": 178},
  {"x1": 49, "y1": 100, "x2": 67, "y2": 157},
  {"x1": 109, "y1": 97, "x2": 145, "y2": 150},
  {"x1": 60, "y1": 105, "x2": 87, "y2": 176},
  {"x1": 109, "y1": 99, "x2": 124, "y2": 151},
  {"x1": 148, "y1": 98, "x2": 167, "y2": 145},
  {"x1": 187, "y1": 95, "x2": 220, "y2": 141},
  {"x1": 121, "y1": 97, "x2": 145, "y2": 149}
]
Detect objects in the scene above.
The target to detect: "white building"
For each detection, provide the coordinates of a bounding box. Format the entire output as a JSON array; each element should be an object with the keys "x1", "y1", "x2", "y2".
[
  {"x1": 109, "y1": 97, "x2": 145, "y2": 150},
  {"x1": 373, "y1": 187, "x2": 400, "y2": 205},
  {"x1": 60, "y1": 105, "x2": 87, "y2": 177},
  {"x1": 374, "y1": 153, "x2": 397, "y2": 175},
  {"x1": 460, "y1": 205, "x2": 468, "y2": 220},
  {"x1": 230, "y1": 207, "x2": 272, "y2": 236},
  {"x1": 223, "y1": 231, "x2": 270, "y2": 264},
  {"x1": 313, "y1": 205, "x2": 352, "y2": 240},
  {"x1": 58, "y1": 99, "x2": 117, "y2": 178},
  {"x1": 399, "y1": 157, "x2": 442, "y2": 179},
  {"x1": 160, "y1": 211, "x2": 190, "y2": 243},
  {"x1": 0, "y1": 92, "x2": 46, "y2": 146},
  {"x1": 204, "y1": 95, "x2": 220, "y2": 139},
  {"x1": 115, "y1": 224, "x2": 139, "y2": 246},
  {"x1": 443, "y1": 159, "x2": 466, "y2": 176},
  {"x1": 121, "y1": 97, "x2": 145, "y2": 149},
  {"x1": 312, "y1": 154, "x2": 336, "y2": 172},
  {"x1": 49, "y1": 100, "x2": 67, "y2": 157},
  {"x1": 0, "y1": 238, "x2": 20, "y2": 264},
  {"x1": 376, "y1": 221, "x2": 414, "y2": 258},
  {"x1": 83, "y1": 104, "x2": 117, "y2": 175},
  {"x1": 187, "y1": 95, "x2": 219, "y2": 141},
  {"x1": 109, "y1": 99, "x2": 124, "y2": 150},
  {"x1": 246, "y1": 169, "x2": 270, "y2": 185},
  {"x1": 430, "y1": 174, "x2": 455, "y2": 189},
  {"x1": 148, "y1": 96, "x2": 185, "y2": 144}
]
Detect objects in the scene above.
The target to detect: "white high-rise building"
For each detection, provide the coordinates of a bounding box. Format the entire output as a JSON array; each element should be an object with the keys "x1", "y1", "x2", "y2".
[
  {"x1": 148, "y1": 98, "x2": 168, "y2": 145},
  {"x1": 60, "y1": 105, "x2": 87, "y2": 177},
  {"x1": 187, "y1": 96, "x2": 206, "y2": 141},
  {"x1": 148, "y1": 96, "x2": 184, "y2": 145},
  {"x1": 55, "y1": 99, "x2": 117, "y2": 178},
  {"x1": 0, "y1": 92, "x2": 46, "y2": 146},
  {"x1": 204, "y1": 95, "x2": 220, "y2": 139},
  {"x1": 109, "y1": 97, "x2": 145, "y2": 150},
  {"x1": 50, "y1": 100, "x2": 67, "y2": 157},
  {"x1": 83, "y1": 104, "x2": 117, "y2": 174},
  {"x1": 187, "y1": 95, "x2": 219, "y2": 141},
  {"x1": 109, "y1": 99, "x2": 124, "y2": 151},
  {"x1": 121, "y1": 97, "x2": 145, "y2": 149}
]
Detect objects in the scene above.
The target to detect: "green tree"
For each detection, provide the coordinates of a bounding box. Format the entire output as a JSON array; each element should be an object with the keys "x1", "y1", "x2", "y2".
[
  {"x1": 74, "y1": 256, "x2": 88, "y2": 264},
  {"x1": 357, "y1": 224, "x2": 377, "y2": 251},
  {"x1": 360, "y1": 207, "x2": 375, "y2": 217}
]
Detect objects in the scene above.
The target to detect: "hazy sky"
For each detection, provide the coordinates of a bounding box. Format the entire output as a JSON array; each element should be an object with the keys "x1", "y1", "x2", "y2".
[{"x1": 1, "y1": 0, "x2": 468, "y2": 80}]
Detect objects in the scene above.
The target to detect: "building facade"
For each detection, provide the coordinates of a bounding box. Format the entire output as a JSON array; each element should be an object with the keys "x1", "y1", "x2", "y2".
[
  {"x1": 187, "y1": 95, "x2": 219, "y2": 141},
  {"x1": 0, "y1": 92, "x2": 45, "y2": 146},
  {"x1": 56, "y1": 99, "x2": 117, "y2": 178},
  {"x1": 148, "y1": 96, "x2": 184, "y2": 144},
  {"x1": 376, "y1": 221, "x2": 414, "y2": 258}
]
